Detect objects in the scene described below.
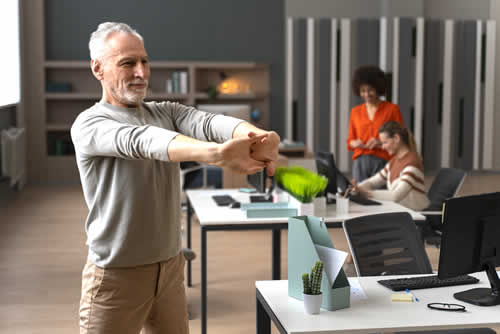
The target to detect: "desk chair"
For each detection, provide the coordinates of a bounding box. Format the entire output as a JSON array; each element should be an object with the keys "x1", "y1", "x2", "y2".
[
  {"x1": 343, "y1": 212, "x2": 432, "y2": 277},
  {"x1": 180, "y1": 161, "x2": 208, "y2": 190},
  {"x1": 343, "y1": 212, "x2": 494, "y2": 334},
  {"x1": 419, "y1": 168, "x2": 466, "y2": 247}
]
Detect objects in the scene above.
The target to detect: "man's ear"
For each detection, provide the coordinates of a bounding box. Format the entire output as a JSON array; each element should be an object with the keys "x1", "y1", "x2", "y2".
[{"x1": 91, "y1": 59, "x2": 104, "y2": 81}]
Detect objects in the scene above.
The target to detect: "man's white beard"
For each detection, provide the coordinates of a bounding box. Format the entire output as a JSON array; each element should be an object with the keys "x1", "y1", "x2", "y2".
[
  {"x1": 113, "y1": 81, "x2": 148, "y2": 106},
  {"x1": 121, "y1": 88, "x2": 147, "y2": 105}
]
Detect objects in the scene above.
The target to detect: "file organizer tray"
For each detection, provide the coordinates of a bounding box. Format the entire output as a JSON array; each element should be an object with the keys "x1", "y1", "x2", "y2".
[
  {"x1": 242, "y1": 202, "x2": 298, "y2": 218},
  {"x1": 288, "y1": 215, "x2": 350, "y2": 311}
]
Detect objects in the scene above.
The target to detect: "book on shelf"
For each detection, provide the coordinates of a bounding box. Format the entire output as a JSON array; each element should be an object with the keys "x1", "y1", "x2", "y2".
[
  {"x1": 179, "y1": 71, "x2": 188, "y2": 94},
  {"x1": 166, "y1": 71, "x2": 188, "y2": 94}
]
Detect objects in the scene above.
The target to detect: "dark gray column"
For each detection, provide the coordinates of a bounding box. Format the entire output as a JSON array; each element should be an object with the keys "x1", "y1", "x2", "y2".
[
  {"x1": 423, "y1": 20, "x2": 444, "y2": 172},
  {"x1": 293, "y1": 18, "x2": 306, "y2": 142},
  {"x1": 398, "y1": 18, "x2": 415, "y2": 129},
  {"x1": 294, "y1": 18, "x2": 307, "y2": 143},
  {"x1": 353, "y1": 19, "x2": 380, "y2": 106},
  {"x1": 452, "y1": 21, "x2": 464, "y2": 168},
  {"x1": 317, "y1": 19, "x2": 332, "y2": 153},
  {"x1": 454, "y1": 21, "x2": 477, "y2": 170}
]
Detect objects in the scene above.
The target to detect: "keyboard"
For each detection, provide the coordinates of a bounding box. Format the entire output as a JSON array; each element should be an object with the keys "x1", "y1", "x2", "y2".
[
  {"x1": 212, "y1": 195, "x2": 236, "y2": 206},
  {"x1": 378, "y1": 274, "x2": 479, "y2": 291},
  {"x1": 349, "y1": 194, "x2": 381, "y2": 206}
]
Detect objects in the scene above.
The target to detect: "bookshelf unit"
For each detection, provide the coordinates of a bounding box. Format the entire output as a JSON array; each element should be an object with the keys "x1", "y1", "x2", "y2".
[{"x1": 41, "y1": 60, "x2": 270, "y2": 182}]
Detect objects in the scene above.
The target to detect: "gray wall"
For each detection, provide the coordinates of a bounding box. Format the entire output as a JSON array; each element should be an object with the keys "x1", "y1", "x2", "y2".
[
  {"x1": 44, "y1": 0, "x2": 285, "y2": 135},
  {"x1": 381, "y1": 0, "x2": 424, "y2": 18},
  {"x1": 287, "y1": 0, "x2": 382, "y2": 18},
  {"x1": 424, "y1": 0, "x2": 490, "y2": 20},
  {"x1": 286, "y1": 0, "x2": 490, "y2": 19}
]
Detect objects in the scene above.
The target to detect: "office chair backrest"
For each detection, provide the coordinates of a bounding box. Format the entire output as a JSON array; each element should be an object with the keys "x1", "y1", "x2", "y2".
[
  {"x1": 343, "y1": 212, "x2": 433, "y2": 276},
  {"x1": 426, "y1": 168, "x2": 466, "y2": 211}
]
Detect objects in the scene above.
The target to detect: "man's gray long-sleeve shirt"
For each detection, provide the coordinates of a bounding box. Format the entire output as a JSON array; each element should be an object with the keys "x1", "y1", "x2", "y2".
[{"x1": 71, "y1": 100, "x2": 243, "y2": 268}]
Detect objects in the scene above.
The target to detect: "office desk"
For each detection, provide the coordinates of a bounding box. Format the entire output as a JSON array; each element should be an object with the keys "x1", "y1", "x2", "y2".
[
  {"x1": 256, "y1": 272, "x2": 500, "y2": 334},
  {"x1": 185, "y1": 189, "x2": 425, "y2": 334}
]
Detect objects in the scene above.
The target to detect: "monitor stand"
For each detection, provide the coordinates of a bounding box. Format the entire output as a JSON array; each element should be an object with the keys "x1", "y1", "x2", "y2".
[
  {"x1": 454, "y1": 259, "x2": 500, "y2": 306},
  {"x1": 250, "y1": 178, "x2": 275, "y2": 203},
  {"x1": 326, "y1": 194, "x2": 336, "y2": 204}
]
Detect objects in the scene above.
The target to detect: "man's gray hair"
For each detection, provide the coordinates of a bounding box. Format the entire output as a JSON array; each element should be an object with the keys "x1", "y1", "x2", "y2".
[{"x1": 89, "y1": 22, "x2": 144, "y2": 60}]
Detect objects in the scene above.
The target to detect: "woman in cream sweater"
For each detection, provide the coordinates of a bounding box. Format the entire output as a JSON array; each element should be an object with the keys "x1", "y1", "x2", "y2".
[{"x1": 352, "y1": 121, "x2": 430, "y2": 211}]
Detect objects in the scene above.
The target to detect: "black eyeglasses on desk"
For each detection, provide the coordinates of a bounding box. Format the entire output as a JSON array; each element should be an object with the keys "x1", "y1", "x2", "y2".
[{"x1": 427, "y1": 303, "x2": 467, "y2": 312}]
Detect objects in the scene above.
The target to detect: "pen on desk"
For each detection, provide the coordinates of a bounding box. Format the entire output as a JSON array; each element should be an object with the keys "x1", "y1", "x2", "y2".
[
  {"x1": 405, "y1": 288, "x2": 419, "y2": 302},
  {"x1": 344, "y1": 186, "x2": 352, "y2": 198}
]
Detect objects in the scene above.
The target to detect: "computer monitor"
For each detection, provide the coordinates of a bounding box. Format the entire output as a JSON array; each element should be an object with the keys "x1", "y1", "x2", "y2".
[
  {"x1": 315, "y1": 152, "x2": 337, "y2": 196},
  {"x1": 438, "y1": 192, "x2": 500, "y2": 306},
  {"x1": 315, "y1": 152, "x2": 352, "y2": 196},
  {"x1": 248, "y1": 169, "x2": 266, "y2": 193}
]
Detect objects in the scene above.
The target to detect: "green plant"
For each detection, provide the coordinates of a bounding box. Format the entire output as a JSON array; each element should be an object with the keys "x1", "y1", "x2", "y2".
[
  {"x1": 274, "y1": 166, "x2": 327, "y2": 203},
  {"x1": 302, "y1": 261, "x2": 324, "y2": 295},
  {"x1": 205, "y1": 86, "x2": 219, "y2": 100}
]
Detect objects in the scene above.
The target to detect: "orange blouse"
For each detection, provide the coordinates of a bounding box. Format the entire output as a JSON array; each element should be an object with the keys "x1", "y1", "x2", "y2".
[{"x1": 347, "y1": 101, "x2": 405, "y2": 161}]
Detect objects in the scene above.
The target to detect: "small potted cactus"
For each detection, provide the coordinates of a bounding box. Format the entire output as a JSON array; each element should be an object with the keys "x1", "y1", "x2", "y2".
[{"x1": 302, "y1": 261, "x2": 324, "y2": 314}]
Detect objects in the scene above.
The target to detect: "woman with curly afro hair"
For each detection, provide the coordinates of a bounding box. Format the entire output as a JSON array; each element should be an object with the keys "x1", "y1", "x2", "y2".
[{"x1": 347, "y1": 65, "x2": 405, "y2": 182}]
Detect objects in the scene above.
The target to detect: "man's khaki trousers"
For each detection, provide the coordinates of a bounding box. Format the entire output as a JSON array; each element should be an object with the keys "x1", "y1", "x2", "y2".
[{"x1": 80, "y1": 252, "x2": 189, "y2": 334}]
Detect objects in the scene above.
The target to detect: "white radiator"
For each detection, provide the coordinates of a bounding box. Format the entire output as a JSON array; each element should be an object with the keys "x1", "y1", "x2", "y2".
[{"x1": 1, "y1": 127, "x2": 25, "y2": 189}]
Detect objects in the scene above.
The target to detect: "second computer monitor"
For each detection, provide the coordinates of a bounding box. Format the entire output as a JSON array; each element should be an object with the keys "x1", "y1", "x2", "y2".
[
  {"x1": 315, "y1": 152, "x2": 337, "y2": 196},
  {"x1": 438, "y1": 192, "x2": 500, "y2": 306},
  {"x1": 248, "y1": 169, "x2": 267, "y2": 193},
  {"x1": 315, "y1": 151, "x2": 351, "y2": 196}
]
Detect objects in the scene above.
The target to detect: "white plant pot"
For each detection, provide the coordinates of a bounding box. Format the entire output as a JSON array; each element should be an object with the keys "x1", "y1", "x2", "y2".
[
  {"x1": 288, "y1": 194, "x2": 314, "y2": 216},
  {"x1": 303, "y1": 293, "x2": 322, "y2": 314}
]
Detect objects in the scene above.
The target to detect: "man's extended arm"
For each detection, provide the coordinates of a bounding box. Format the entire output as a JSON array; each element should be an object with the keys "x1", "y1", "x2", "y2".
[
  {"x1": 232, "y1": 122, "x2": 280, "y2": 175},
  {"x1": 167, "y1": 133, "x2": 268, "y2": 175}
]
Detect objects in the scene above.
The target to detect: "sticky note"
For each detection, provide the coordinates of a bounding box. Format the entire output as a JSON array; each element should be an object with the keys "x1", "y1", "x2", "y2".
[{"x1": 391, "y1": 293, "x2": 414, "y2": 302}]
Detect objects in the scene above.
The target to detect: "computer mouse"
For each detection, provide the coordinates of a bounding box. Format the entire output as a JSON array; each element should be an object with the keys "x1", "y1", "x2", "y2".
[{"x1": 229, "y1": 201, "x2": 241, "y2": 209}]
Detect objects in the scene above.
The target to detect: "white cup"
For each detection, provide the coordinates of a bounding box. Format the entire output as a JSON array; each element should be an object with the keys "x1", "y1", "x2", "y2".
[
  {"x1": 313, "y1": 196, "x2": 327, "y2": 216},
  {"x1": 336, "y1": 194, "x2": 350, "y2": 216}
]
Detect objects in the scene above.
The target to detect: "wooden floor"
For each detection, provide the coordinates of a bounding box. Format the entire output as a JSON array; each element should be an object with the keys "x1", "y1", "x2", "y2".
[{"x1": 0, "y1": 172, "x2": 499, "y2": 334}]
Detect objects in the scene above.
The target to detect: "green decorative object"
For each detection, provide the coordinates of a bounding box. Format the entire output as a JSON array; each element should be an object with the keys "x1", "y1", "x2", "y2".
[
  {"x1": 303, "y1": 261, "x2": 324, "y2": 295},
  {"x1": 274, "y1": 166, "x2": 328, "y2": 203},
  {"x1": 205, "y1": 86, "x2": 219, "y2": 101},
  {"x1": 302, "y1": 273, "x2": 312, "y2": 295},
  {"x1": 288, "y1": 215, "x2": 351, "y2": 311}
]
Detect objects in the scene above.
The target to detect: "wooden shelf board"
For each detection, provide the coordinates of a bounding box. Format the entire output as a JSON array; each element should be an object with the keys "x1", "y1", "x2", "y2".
[
  {"x1": 45, "y1": 61, "x2": 90, "y2": 68},
  {"x1": 46, "y1": 124, "x2": 71, "y2": 131},
  {"x1": 146, "y1": 93, "x2": 189, "y2": 100},
  {"x1": 194, "y1": 92, "x2": 267, "y2": 100},
  {"x1": 45, "y1": 92, "x2": 101, "y2": 100},
  {"x1": 47, "y1": 155, "x2": 76, "y2": 161}
]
